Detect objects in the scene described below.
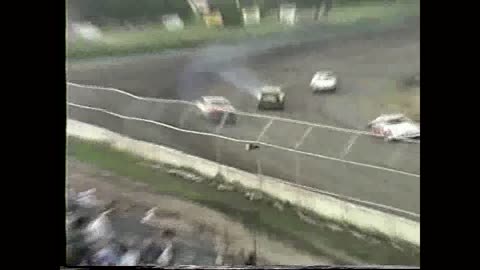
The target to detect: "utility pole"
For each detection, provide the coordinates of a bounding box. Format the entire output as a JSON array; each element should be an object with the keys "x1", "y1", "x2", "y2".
[
  {"x1": 245, "y1": 142, "x2": 261, "y2": 265},
  {"x1": 323, "y1": 0, "x2": 333, "y2": 17},
  {"x1": 313, "y1": 0, "x2": 324, "y2": 21},
  {"x1": 294, "y1": 126, "x2": 312, "y2": 183},
  {"x1": 215, "y1": 113, "x2": 229, "y2": 174}
]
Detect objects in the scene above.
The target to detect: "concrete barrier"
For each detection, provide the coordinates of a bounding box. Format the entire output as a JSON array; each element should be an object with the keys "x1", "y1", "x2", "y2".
[{"x1": 67, "y1": 119, "x2": 419, "y2": 245}]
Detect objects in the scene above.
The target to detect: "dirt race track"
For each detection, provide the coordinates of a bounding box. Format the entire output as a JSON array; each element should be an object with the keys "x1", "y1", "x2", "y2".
[{"x1": 67, "y1": 15, "x2": 420, "y2": 218}]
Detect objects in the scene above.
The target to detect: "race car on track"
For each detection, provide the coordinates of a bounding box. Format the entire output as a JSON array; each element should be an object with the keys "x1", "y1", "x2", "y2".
[
  {"x1": 195, "y1": 96, "x2": 237, "y2": 124},
  {"x1": 310, "y1": 71, "x2": 338, "y2": 92},
  {"x1": 256, "y1": 86, "x2": 285, "y2": 110},
  {"x1": 367, "y1": 114, "x2": 420, "y2": 142}
]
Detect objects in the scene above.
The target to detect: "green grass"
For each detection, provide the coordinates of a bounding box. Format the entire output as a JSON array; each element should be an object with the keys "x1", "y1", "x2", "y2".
[
  {"x1": 327, "y1": 1, "x2": 419, "y2": 24},
  {"x1": 67, "y1": 136, "x2": 420, "y2": 265},
  {"x1": 67, "y1": 20, "x2": 293, "y2": 59},
  {"x1": 67, "y1": 2, "x2": 418, "y2": 60}
]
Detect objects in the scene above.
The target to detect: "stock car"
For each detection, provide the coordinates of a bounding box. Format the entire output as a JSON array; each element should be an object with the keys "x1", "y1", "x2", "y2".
[
  {"x1": 367, "y1": 114, "x2": 420, "y2": 142},
  {"x1": 256, "y1": 86, "x2": 285, "y2": 110},
  {"x1": 310, "y1": 71, "x2": 338, "y2": 92},
  {"x1": 195, "y1": 96, "x2": 237, "y2": 124}
]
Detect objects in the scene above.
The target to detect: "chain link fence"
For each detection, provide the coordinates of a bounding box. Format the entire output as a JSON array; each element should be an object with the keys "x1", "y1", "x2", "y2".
[{"x1": 68, "y1": 83, "x2": 420, "y2": 218}]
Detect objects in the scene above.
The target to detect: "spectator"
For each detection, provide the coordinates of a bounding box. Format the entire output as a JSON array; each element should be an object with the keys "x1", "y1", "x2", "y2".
[
  {"x1": 245, "y1": 251, "x2": 256, "y2": 266},
  {"x1": 77, "y1": 188, "x2": 100, "y2": 208},
  {"x1": 139, "y1": 238, "x2": 163, "y2": 265},
  {"x1": 156, "y1": 241, "x2": 173, "y2": 267},
  {"x1": 118, "y1": 247, "x2": 141, "y2": 266},
  {"x1": 141, "y1": 207, "x2": 157, "y2": 224},
  {"x1": 67, "y1": 233, "x2": 90, "y2": 265},
  {"x1": 83, "y1": 209, "x2": 115, "y2": 245},
  {"x1": 70, "y1": 214, "x2": 89, "y2": 231},
  {"x1": 91, "y1": 243, "x2": 118, "y2": 266}
]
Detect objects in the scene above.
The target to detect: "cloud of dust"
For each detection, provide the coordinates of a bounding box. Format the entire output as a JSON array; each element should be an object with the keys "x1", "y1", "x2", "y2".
[
  {"x1": 177, "y1": 41, "x2": 284, "y2": 101},
  {"x1": 217, "y1": 68, "x2": 265, "y2": 97}
]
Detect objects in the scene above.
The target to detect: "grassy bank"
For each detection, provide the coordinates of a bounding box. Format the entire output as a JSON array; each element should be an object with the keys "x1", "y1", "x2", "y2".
[
  {"x1": 67, "y1": 20, "x2": 288, "y2": 59},
  {"x1": 67, "y1": 136, "x2": 420, "y2": 265},
  {"x1": 67, "y1": 2, "x2": 418, "y2": 60}
]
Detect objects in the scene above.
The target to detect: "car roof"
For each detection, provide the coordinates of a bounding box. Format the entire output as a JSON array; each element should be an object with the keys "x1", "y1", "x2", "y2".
[
  {"x1": 202, "y1": 96, "x2": 230, "y2": 103},
  {"x1": 384, "y1": 122, "x2": 420, "y2": 137},
  {"x1": 374, "y1": 113, "x2": 408, "y2": 122},
  {"x1": 260, "y1": 86, "x2": 282, "y2": 93},
  {"x1": 316, "y1": 71, "x2": 334, "y2": 76}
]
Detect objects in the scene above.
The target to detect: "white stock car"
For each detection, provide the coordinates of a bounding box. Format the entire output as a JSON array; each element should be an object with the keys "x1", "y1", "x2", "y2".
[
  {"x1": 195, "y1": 96, "x2": 237, "y2": 124},
  {"x1": 256, "y1": 86, "x2": 285, "y2": 110},
  {"x1": 310, "y1": 71, "x2": 338, "y2": 92},
  {"x1": 367, "y1": 114, "x2": 420, "y2": 142}
]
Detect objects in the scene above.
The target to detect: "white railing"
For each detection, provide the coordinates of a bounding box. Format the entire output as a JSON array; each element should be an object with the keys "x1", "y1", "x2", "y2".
[{"x1": 68, "y1": 101, "x2": 420, "y2": 179}]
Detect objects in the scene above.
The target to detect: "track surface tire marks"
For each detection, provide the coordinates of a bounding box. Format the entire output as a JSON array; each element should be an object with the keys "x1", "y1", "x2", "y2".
[{"x1": 67, "y1": 20, "x2": 420, "y2": 216}]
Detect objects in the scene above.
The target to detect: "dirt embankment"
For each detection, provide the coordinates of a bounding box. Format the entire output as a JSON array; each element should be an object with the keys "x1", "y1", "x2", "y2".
[{"x1": 67, "y1": 158, "x2": 333, "y2": 265}]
